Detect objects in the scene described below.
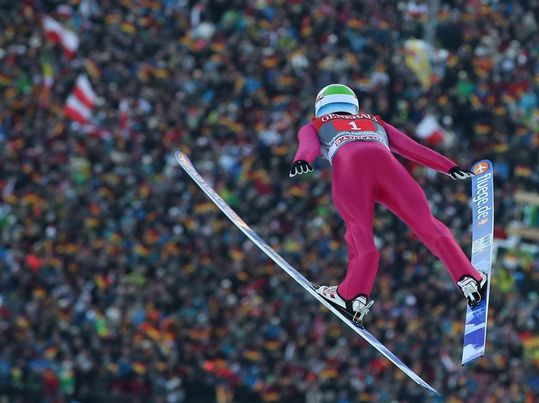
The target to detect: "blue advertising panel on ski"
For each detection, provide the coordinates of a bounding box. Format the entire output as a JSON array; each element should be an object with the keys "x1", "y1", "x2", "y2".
[
  {"x1": 461, "y1": 160, "x2": 494, "y2": 365},
  {"x1": 175, "y1": 151, "x2": 440, "y2": 396}
]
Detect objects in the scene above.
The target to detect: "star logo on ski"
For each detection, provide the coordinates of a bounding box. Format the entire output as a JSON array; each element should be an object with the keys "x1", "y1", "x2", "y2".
[{"x1": 473, "y1": 161, "x2": 490, "y2": 175}]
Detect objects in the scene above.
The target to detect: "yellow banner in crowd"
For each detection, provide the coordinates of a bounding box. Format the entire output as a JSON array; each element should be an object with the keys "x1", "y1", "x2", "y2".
[{"x1": 404, "y1": 39, "x2": 433, "y2": 90}]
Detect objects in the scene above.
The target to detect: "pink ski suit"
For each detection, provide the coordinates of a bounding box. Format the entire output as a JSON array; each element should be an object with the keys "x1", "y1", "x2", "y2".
[{"x1": 293, "y1": 113, "x2": 482, "y2": 301}]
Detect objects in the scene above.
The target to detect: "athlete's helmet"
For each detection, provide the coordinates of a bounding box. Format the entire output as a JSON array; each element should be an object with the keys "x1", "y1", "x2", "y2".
[{"x1": 314, "y1": 83, "x2": 359, "y2": 118}]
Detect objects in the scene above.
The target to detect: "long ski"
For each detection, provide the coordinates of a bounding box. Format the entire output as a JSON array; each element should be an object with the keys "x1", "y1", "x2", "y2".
[
  {"x1": 462, "y1": 160, "x2": 495, "y2": 365},
  {"x1": 175, "y1": 151, "x2": 440, "y2": 395}
]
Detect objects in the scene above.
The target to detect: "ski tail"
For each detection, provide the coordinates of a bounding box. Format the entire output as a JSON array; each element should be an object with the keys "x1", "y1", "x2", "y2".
[
  {"x1": 462, "y1": 160, "x2": 494, "y2": 365},
  {"x1": 175, "y1": 151, "x2": 440, "y2": 395}
]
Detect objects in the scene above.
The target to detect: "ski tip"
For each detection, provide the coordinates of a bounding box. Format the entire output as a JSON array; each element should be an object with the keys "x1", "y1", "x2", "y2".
[
  {"x1": 471, "y1": 160, "x2": 493, "y2": 175},
  {"x1": 174, "y1": 150, "x2": 191, "y2": 165}
]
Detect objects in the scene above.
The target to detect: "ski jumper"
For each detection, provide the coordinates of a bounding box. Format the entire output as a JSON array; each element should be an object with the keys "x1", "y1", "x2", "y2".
[{"x1": 293, "y1": 113, "x2": 483, "y2": 301}]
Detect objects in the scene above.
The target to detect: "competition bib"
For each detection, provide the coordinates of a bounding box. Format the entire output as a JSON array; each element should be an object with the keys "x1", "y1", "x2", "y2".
[{"x1": 313, "y1": 114, "x2": 390, "y2": 161}]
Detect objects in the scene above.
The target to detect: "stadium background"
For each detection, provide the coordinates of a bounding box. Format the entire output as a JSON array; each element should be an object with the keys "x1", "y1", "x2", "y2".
[{"x1": 0, "y1": 0, "x2": 538, "y2": 402}]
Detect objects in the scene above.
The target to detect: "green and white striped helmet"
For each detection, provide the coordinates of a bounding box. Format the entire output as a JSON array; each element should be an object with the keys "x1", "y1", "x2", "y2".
[{"x1": 314, "y1": 84, "x2": 359, "y2": 117}]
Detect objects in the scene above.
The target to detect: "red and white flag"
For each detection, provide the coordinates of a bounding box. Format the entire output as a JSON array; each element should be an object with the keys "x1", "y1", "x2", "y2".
[
  {"x1": 64, "y1": 75, "x2": 97, "y2": 124},
  {"x1": 42, "y1": 16, "x2": 79, "y2": 58},
  {"x1": 416, "y1": 114, "x2": 445, "y2": 146}
]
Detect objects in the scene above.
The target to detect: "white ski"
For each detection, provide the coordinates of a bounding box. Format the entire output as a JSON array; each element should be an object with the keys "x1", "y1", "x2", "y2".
[
  {"x1": 175, "y1": 151, "x2": 440, "y2": 395},
  {"x1": 462, "y1": 160, "x2": 495, "y2": 365}
]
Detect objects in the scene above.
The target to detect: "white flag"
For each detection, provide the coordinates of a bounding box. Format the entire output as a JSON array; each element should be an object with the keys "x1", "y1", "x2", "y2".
[{"x1": 42, "y1": 16, "x2": 79, "y2": 58}]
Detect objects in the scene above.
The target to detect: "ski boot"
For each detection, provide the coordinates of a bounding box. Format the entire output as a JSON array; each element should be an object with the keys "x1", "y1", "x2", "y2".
[
  {"x1": 458, "y1": 272, "x2": 487, "y2": 308},
  {"x1": 315, "y1": 285, "x2": 374, "y2": 324}
]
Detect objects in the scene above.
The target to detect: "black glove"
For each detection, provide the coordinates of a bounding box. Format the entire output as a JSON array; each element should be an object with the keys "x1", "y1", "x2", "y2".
[
  {"x1": 289, "y1": 160, "x2": 314, "y2": 177},
  {"x1": 449, "y1": 166, "x2": 474, "y2": 180}
]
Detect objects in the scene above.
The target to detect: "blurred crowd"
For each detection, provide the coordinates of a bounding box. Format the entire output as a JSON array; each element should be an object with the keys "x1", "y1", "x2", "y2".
[{"x1": 0, "y1": 0, "x2": 538, "y2": 402}]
